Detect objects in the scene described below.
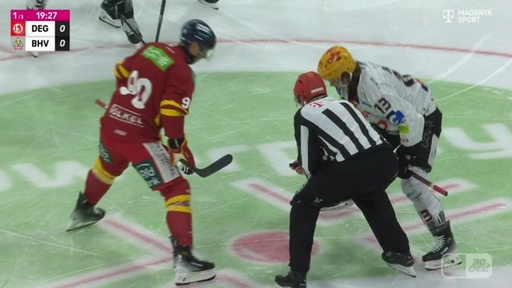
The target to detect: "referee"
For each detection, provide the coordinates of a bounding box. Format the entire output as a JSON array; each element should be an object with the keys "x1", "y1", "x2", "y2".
[{"x1": 275, "y1": 72, "x2": 415, "y2": 288}]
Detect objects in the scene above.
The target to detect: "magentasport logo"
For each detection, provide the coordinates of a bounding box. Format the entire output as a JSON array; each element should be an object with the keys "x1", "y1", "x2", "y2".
[
  {"x1": 441, "y1": 253, "x2": 492, "y2": 278},
  {"x1": 443, "y1": 9, "x2": 492, "y2": 24}
]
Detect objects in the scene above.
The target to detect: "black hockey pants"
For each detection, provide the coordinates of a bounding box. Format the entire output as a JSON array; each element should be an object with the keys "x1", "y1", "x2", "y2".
[{"x1": 288, "y1": 147, "x2": 410, "y2": 273}]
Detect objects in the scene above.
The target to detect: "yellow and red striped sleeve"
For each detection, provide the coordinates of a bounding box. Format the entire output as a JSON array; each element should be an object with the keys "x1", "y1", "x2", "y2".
[{"x1": 114, "y1": 60, "x2": 130, "y2": 80}]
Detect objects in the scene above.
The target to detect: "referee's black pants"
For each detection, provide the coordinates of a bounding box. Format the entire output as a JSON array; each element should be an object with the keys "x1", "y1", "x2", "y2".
[{"x1": 288, "y1": 147, "x2": 410, "y2": 273}]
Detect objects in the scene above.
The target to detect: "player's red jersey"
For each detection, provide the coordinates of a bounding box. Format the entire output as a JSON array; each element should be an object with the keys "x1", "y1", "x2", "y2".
[{"x1": 100, "y1": 43, "x2": 194, "y2": 142}]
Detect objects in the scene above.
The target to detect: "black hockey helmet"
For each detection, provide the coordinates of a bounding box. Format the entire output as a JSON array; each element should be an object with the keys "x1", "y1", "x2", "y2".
[{"x1": 180, "y1": 19, "x2": 216, "y2": 51}]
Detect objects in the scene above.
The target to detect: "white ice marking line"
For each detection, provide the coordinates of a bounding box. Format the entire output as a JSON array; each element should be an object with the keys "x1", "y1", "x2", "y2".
[
  {"x1": 0, "y1": 228, "x2": 98, "y2": 255},
  {"x1": 357, "y1": 198, "x2": 512, "y2": 249},
  {"x1": 232, "y1": 177, "x2": 477, "y2": 225},
  {"x1": 39, "y1": 216, "x2": 258, "y2": 288},
  {"x1": 438, "y1": 57, "x2": 512, "y2": 102}
]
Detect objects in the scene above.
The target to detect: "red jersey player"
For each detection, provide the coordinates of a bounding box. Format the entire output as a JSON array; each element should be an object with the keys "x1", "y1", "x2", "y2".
[{"x1": 65, "y1": 19, "x2": 217, "y2": 286}]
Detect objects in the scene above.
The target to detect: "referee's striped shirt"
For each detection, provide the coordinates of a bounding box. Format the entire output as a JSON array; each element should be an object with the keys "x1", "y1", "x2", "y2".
[{"x1": 294, "y1": 96, "x2": 386, "y2": 177}]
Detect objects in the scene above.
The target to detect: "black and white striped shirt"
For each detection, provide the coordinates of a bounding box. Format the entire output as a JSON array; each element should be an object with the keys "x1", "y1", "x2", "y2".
[{"x1": 294, "y1": 96, "x2": 386, "y2": 177}]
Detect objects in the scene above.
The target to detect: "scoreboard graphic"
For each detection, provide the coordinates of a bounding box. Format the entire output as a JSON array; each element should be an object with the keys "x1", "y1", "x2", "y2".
[{"x1": 10, "y1": 9, "x2": 70, "y2": 52}]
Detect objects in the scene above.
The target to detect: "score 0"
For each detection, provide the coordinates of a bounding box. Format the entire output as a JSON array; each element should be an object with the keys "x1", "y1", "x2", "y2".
[{"x1": 54, "y1": 20, "x2": 69, "y2": 51}]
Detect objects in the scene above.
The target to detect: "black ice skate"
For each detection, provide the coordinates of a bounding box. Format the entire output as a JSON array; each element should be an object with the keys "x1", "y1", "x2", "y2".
[
  {"x1": 197, "y1": 0, "x2": 219, "y2": 10},
  {"x1": 170, "y1": 237, "x2": 216, "y2": 286},
  {"x1": 382, "y1": 251, "x2": 416, "y2": 278},
  {"x1": 65, "y1": 192, "x2": 105, "y2": 232},
  {"x1": 422, "y1": 221, "x2": 462, "y2": 270},
  {"x1": 98, "y1": 0, "x2": 122, "y2": 28},
  {"x1": 274, "y1": 270, "x2": 307, "y2": 288}
]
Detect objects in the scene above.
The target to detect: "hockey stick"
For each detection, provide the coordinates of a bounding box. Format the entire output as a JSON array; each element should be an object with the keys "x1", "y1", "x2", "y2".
[
  {"x1": 94, "y1": 98, "x2": 233, "y2": 177},
  {"x1": 179, "y1": 154, "x2": 233, "y2": 178},
  {"x1": 289, "y1": 155, "x2": 448, "y2": 197},
  {"x1": 392, "y1": 145, "x2": 447, "y2": 196},
  {"x1": 155, "y1": 0, "x2": 167, "y2": 42},
  {"x1": 410, "y1": 171, "x2": 448, "y2": 196},
  {"x1": 120, "y1": 14, "x2": 146, "y2": 45},
  {"x1": 95, "y1": 98, "x2": 108, "y2": 109}
]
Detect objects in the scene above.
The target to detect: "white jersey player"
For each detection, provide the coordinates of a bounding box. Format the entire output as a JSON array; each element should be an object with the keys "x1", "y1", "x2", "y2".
[{"x1": 317, "y1": 46, "x2": 461, "y2": 270}]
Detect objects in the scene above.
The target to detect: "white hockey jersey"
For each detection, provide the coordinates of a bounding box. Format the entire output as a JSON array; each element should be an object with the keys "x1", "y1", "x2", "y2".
[{"x1": 340, "y1": 61, "x2": 437, "y2": 147}]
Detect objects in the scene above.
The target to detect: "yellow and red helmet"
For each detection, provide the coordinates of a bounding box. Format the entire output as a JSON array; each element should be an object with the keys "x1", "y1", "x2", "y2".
[
  {"x1": 317, "y1": 46, "x2": 356, "y2": 81},
  {"x1": 293, "y1": 71, "x2": 327, "y2": 106}
]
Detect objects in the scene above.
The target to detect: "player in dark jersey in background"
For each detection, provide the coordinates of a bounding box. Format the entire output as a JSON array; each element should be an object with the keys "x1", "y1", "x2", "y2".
[
  {"x1": 99, "y1": 0, "x2": 143, "y2": 46},
  {"x1": 27, "y1": 0, "x2": 216, "y2": 48},
  {"x1": 26, "y1": 0, "x2": 143, "y2": 47},
  {"x1": 98, "y1": 0, "x2": 221, "y2": 45},
  {"x1": 275, "y1": 71, "x2": 415, "y2": 288},
  {"x1": 65, "y1": 19, "x2": 217, "y2": 286}
]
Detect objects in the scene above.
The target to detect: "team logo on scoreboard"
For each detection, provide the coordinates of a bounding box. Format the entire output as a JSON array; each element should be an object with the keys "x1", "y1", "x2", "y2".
[
  {"x1": 12, "y1": 23, "x2": 24, "y2": 34},
  {"x1": 11, "y1": 22, "x2": 25, "y2": 36},
  {"x1": 12, "y1": 37, "x2": 24, "y2": 50}
]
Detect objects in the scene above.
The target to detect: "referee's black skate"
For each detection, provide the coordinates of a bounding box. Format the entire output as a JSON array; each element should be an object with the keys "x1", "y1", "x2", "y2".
[
  {"x1": 274, "y1": 270, "x2": 306, "y2": 288},
  {"x1": 65, "y1": 192, "x2": 105, "y2": 232},
  {"x1": 382, "y1": 251, "x2": 416, "y2": 278},
  {"x1": 170, "y1": 237, "x2": 216, "y2": 286},
  {"x1": 423, "y1": 221, "x2": 462, "y2": 270}
]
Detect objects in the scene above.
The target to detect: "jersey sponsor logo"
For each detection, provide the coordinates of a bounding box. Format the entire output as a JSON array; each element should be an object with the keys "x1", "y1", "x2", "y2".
[
  {"x1": 388, "y1": 110, "x2": 405, "y2": 125},
  {"x1": 99, "y1": 142, "x2": 112, "y2": 163},
  {"x1": 133, "y1": 160, "x2": 163, "y2": 188},
  {"x1": 108, "y1": 104, "x2": 144, "y2": 127},
  {"x1": 374, "y1": 97, "x2": 405, "y2": 125},
  {"x1": 142, "y1": 46, "x2": 173, "y2": 71}
]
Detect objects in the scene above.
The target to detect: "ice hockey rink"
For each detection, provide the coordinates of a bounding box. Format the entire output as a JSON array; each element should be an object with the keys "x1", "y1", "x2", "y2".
[{"x1": 1, "y1": 0, "x2": 511, "y2": 287}]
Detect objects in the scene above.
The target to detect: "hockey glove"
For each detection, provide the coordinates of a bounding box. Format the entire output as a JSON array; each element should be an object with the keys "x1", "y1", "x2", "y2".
[
  {"x1": 168, "y1": 137, "x2": 195, "y2": 175},
  {"x1": 396, "y1": 146, "x2": 412, "y2": 179},
  {"x1": 289, "y1": 160, "x2": 306, "y2": 176}
]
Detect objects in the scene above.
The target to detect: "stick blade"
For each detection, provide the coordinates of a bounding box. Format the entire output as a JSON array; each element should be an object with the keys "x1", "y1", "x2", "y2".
[{"x1": 179, "y1": 154, "x2": 233, "y2": 177}]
